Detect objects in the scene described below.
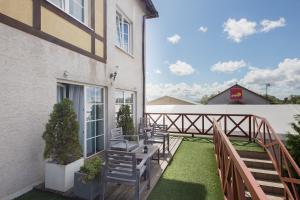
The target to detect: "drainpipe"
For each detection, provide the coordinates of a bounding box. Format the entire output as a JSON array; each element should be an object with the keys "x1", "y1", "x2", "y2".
[{"x1": 142, "y1": 15, "x2": 147, "y2": 117}]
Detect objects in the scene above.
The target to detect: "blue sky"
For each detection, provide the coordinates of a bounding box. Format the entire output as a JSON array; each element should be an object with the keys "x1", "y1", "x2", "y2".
[{"x1": 145, "y1": 0, "x2": 300, "y2": 101}]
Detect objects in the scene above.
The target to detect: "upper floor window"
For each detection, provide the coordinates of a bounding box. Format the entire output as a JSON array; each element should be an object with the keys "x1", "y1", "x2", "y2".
[
  {"x1": 48, "y1": 0, "x2": 87, "y2": 24},
  {"x1": 115, "y1": 11, "x2": 132, "y2": 54}
]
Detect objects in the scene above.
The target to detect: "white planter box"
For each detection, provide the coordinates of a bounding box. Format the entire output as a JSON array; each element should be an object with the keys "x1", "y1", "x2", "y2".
[{"x1": 45, "y1": 158, "x2": 84, "y2": 192}]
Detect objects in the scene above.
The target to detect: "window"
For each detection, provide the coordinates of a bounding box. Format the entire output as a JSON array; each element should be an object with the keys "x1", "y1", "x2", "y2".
[
  {"x1": 115, "y1": 11, "x2": 132, "y2": 54},
  {"x1": 48, "y1": 0, "x2": 86, "y2": 24},
  {"x1": 85, "y1": 87, "x2": 105, "y2": 157},
  {"x1": 57, "y1": 83, "x2": 66, "y2": 102},
  {"x1": 115, "y1": 90, "x2": 136, "y2": 124}
]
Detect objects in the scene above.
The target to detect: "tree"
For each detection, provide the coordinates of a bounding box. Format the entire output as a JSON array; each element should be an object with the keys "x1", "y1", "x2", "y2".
[
  {"x1": 287, "y1": 95, "x2": 300, "y2": 104},
  {"x1": 265, "y1": 95, "x2": 283, "y2": 104},
  {"x1": 116, "y1": 105, "x2": 135, "y2": 135},
  {"x1": 43, "y1": 99, "x2": 82, "y2": 165},
  {"x1": 199, "y1": 94, "x2": 216, "y2": 105},
  {"x1": 286, "y1": 114, "x2": 300, "y2": 167},
  {"x1": 267, "y1": 95, "x2": 300, "y2": 104}
]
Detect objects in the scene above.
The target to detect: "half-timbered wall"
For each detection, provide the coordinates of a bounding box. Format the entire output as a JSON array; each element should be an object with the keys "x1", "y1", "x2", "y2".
[{"x1": 0, "y1": 0, "x2": 106, "y2": 62}]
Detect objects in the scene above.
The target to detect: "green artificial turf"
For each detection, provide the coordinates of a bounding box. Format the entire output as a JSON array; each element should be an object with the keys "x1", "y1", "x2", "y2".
[
  {"x1": 149, "y1": 137, "x2": 223, "y2": 200},
  {"x1": 230, "y1": 139, "x2": 264, "y2": 152}
]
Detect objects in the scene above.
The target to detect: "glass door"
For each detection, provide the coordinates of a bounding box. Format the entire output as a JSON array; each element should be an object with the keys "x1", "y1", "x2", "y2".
[{"x1": 84, "y1": 86, "x2": 105, "y2": 157}]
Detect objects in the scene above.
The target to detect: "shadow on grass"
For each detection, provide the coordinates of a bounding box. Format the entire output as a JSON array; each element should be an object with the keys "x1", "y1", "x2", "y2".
[
  {"x1": 182, "y1": 136, "x2": 213, "y2": 144},
  {"x1": 149, "y1": 178, "x2": 207, "y2": 200},
  {"x1": 182, "y1": 136, "x2": 263, "y2": 152}
]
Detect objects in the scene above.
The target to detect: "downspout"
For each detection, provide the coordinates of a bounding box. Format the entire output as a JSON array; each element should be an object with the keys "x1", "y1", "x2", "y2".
[{"x1": 142, "y1": 15, "x2": 147, "y2": 117}]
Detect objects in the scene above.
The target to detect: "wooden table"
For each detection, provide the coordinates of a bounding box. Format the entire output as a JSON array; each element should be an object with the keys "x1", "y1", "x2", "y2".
[{"x1": 133, "y1": 145, "x2": 160, "y2": 189}]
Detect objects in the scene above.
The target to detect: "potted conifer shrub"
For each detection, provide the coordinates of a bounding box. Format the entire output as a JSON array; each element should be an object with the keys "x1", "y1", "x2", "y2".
[
  {"x1": 43, "y1": 99, "x2": 84, "y2": 192},
  {"x1": 74, "y1": 157, "x2": 103, "y2": 200},
  {"x1": 116, "y1": 104, "x2": 135, "y2": 135}
]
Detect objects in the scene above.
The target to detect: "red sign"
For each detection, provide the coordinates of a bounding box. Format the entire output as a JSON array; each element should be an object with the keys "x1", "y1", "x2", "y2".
[{"x1": 230, "y1": 87, "x2": 243, "y2": 100}]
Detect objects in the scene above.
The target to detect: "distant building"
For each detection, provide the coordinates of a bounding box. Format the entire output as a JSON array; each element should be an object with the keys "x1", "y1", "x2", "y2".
[
  {"x1": 148, "y1": 96, "x2": 197, "y2": 105},
  {"x1": 207, "y1": 84, "x2": 270, "y2": 105}
]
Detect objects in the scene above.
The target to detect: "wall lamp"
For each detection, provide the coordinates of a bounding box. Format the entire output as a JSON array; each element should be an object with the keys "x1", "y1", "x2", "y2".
[
  {"x1": 109, "y1": 65, "x2": 119, "y2": 81},
  {"x1": 110, "y1": 71, "x2": 118, "y2": 81}
]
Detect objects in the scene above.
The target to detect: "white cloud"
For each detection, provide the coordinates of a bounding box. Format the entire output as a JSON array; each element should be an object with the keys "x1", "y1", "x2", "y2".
[
  {"x1": 260, "y1": 17, "x2": 286, "y2": 32},
  {"x1": 198, "y1": 26, "x2": 208, "y2": 33},
  {"x1": 223, "y1": 17, "x2": 287, "y2": 43},
  {"x1": 224, "y1": 18, "x2": 257, "y2": 43},
  {"x1": 169, "y1": 60, "x2": 195, "y2": 76},
  {"x1": 241, "y1": 58, "x2": 300, "y2": 88},
  {"x1": 211, "y1": 60, "x2": 247, "y2": 73},
  {"x1": 154, "y1": 69, "x2": 162, "y2": 74},
  {"x1": 147, "y1": 58, "x2": 300, "y2": 101},
  {"x1": 167, "y1": 34, "x2": 181, "y2": 44}
]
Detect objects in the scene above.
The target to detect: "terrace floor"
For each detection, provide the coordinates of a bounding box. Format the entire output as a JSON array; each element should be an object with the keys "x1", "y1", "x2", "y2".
[
  {"x1": 16, "y1": 136, "x2": 263, "y2": 200},
  {"x1": 16, "y1": 136, "x2": 183, "y2": 200}
]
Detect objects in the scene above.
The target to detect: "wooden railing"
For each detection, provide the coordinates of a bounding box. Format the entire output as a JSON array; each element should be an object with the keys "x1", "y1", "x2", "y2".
[
  {"x1": 253, "y1": 116, "x2": 300, "y2": 200},
  {"x1": 213, "y1": 119, "x2": 268, "y2": 200},
  {"x1": 145, "y1": 113, "x2": 253, "y2": 140},
  {"x1": 145, "y1": 112, "x2": 300, "y2": 199}
]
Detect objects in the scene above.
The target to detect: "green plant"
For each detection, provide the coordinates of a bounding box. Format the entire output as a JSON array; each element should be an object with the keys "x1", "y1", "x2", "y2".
[
  {"x1": 43, "y1": 99, "x2": 82, "y2": 165},
  {"x1": 80, "y1": 157, "x2": 103, "y2": 182},
  {"x1": 116, "y1": 104, "x2": 134, "y2": 135},
  {"x1": 286, "y1": 114, "x2": 300, "y2": 167}
]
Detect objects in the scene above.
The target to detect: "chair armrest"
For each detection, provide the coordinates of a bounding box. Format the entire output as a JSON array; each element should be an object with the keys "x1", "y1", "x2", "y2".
[
  {"x1": 109, "y1": 139, "x2": 127, "y2": 143},
  {"x1": 156, "y1": 124, "x2": 168, "y2": 129},
  {"x1": 109, "y1": 139, "x2": 129, "y2": 150},
  {"x1": 123, "y1": 135, "x2": 139, "y2": 142},
  {"x1": 136, "y1": 158, "x2": 147, "y2": 170},
  {"x1": 152, "y1": 133, "x2": 167, "y2": 138},
  {"x1": 111, "y1": 135, "x2": 124, "y2": 140}
]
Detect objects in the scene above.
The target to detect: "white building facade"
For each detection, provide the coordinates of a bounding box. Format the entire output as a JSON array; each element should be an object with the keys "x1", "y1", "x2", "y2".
[{"x1": 0, "y1": 0, "x2": 158, "y2": 199}]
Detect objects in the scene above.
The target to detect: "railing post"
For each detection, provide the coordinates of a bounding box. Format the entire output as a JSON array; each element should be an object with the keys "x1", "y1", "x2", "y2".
[
  {"x1": 182, "y1": 114, "x2": 185, "y2": 135},
  {"x1": 224, "y1": 115, "x2": 227, "y2": 135},
  {"x1": 163, "y1": 114, "x2": 165, "y2": 127},
  {"x1": 263, "y1": 121, "x2": 266, "y2": 145},
  {"x1": 249, "y1": 115, "x2": 252, "y2": 142},
  {"x1": 253, "y1": 116, "x2": 256, "y2": 141},
  {"x1": 202, "y1": 114, "x2": 205, "y2": 134}
]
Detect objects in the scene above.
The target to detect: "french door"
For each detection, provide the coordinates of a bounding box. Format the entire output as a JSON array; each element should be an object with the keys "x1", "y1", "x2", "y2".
[{"x1": 84, "y1": 86, "x2": 105, "y2": 157}]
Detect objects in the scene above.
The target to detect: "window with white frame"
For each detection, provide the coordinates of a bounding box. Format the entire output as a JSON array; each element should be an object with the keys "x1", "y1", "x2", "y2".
[
  {"x1": 115, "y1": 90, "x2": 136, "y2": 124},
  {"x1": 115, "y1": 11, "x2": 132, "y2": 54},
  {"x1": 48, "y1": 0, "x2": 87, "y2": 24},
  {"x1": 85, "y1": 87, "x2": 105, "y2": 157},
  {"x1": 57, "y1": 83, "x2": 66, "y2": 103}
]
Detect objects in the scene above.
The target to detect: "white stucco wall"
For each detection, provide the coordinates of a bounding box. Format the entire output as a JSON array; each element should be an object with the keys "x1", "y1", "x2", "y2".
[
  {"x1": 0, "y1": 0, "x2": 147, "y2": 198},
  {"x1": 106, "y1": 0, "x2": 146, "y2": 130}
]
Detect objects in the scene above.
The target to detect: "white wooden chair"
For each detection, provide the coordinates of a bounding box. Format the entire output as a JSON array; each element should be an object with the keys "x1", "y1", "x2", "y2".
[
  {"x1": 109, "y1": 127, "x2": 140, "y2": 152},
  {"x1": 101, "y1": 150, "x2": 148, "y2": 200},
  {"x1": 144, "y1": 124, "x2": 170, "y2": 157}
]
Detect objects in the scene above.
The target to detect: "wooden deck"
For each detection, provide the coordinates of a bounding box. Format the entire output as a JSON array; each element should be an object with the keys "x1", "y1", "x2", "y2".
[{"x1": 105, "y1": 136, "x2": 183, "y2": 200}]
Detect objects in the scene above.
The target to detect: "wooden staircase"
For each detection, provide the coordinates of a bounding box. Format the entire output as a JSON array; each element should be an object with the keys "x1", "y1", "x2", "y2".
[{"x1": 238, "y1": 150, "x2": 285, "y2": 200}]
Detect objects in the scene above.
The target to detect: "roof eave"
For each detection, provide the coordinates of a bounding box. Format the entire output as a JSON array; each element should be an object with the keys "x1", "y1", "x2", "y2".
[{"x1": 144, "y1": 0, "x2": 159, "y2": 18}]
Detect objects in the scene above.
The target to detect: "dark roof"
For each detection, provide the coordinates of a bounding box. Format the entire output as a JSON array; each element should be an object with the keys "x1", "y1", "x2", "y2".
[
  {"x1": 148, "y1": 96, "x2": 197, "y2": 105},
  {"x1": 208, "y1": 84, "x2": 271, "y2": 103},
  {"x1": 143, "y1": 0, "x2": 159, "y2": 18}
]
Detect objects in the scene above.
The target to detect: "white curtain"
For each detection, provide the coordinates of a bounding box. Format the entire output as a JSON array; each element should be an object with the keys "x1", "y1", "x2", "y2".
[{"x1": 69, "y1": 85, "x2": 84, "y2": 148}]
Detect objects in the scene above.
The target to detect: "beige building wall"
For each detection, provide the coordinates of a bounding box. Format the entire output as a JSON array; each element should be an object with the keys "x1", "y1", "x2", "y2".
[{"x1": 0, "y1": 0, "x2": 33, "y2": 26}]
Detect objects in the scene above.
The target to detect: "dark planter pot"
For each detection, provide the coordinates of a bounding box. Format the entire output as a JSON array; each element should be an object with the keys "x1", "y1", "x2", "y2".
[{"x1": 74, "y1": 172, "x2": 102, "y2": 200}]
